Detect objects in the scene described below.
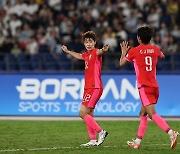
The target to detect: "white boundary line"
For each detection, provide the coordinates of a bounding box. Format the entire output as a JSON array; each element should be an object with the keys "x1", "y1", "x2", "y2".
[
  {"x1": 0, "y1": 116, "x2": 180, "y2": 121},
  {"x1": 0, "y1": 144, "x2": 179, "y2": 153}
]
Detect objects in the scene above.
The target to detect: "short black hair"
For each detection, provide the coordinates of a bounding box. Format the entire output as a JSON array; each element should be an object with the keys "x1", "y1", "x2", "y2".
[
  {"x1": 82, "y1": 31, "x2": 96, "y2": 41},
  {"x1": 137, "y1": 26, "x2": 153, "y2": 44}
]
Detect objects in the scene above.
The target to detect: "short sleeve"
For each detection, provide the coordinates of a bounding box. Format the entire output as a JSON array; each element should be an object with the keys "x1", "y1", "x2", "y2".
[
  {"x1": 155, "y1": 46, "x2": 164, "y2": 58},
  {"x1": 125, "y1": 48, "x2": 134, "y2": 62},
  {"x1": 81, "y1": 52, "x2": 86, "y2": 60}
]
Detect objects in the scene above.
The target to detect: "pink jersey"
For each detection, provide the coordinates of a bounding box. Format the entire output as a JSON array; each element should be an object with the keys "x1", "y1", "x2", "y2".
[
  {"x1": 82, "y1": 48, "x2": 103, "y2": 89},
  {"x1": 125, "y1": 44, "x2": 164, "y2": 88}
]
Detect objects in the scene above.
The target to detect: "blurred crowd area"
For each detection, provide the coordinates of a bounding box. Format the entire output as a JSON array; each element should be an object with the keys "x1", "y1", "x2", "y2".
[{"x1": 0, "y1": 0, "x2": 179, "y2": 72}]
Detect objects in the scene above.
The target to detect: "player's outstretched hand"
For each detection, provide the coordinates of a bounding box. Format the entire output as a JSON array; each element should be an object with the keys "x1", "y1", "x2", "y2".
[
  {"x1": 120, "y1": 41, "x2": 130, "y2": 54},
  {"x1": 61, "y1": 45, "x2": 69, "y2": 53},
  {"x1": 102, "y1": 44, "x2": 109, "y2": 52}
]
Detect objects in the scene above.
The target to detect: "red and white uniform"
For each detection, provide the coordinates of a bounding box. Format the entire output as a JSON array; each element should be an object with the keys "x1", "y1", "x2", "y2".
[
  {"x1": 81, "y1": 48, "x2": 103, "y2": 108},
  {"x1": 125, "y1": 44, "x2": 164, "y2": 106}
]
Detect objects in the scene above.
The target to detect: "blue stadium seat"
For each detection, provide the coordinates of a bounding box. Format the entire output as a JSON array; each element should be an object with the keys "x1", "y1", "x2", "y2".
[
  {"x1": 19, "y1": 62, "x2": 32, "y2": 71},
  {"x1": 30, "y1": 54, "x2": 43, "y2": 70},
  {"x1": 30, "y1": 54, "x2": 42, "y2": 62},
  {"x1": 57, "y1": 54, "x2": 71, "y2": 70},
  {"x1": 173, "y1": 53, "x2": 180, "y2": 62},
  {"x1": 175, "y1": 63, "x2": 180, "y2": 70},
  {"x1": 7, "y1": 63, "x2": 19, "y2": 71},
  {"x1": 5, "y1": 54, "x2": 17, "y2": 62},
  {"x1": 158, "y1": 62, "x2": 172, "y2": 71},
  {"x1": 44, "y1": 53, "x2": 56, "y2": 62},
  {"x1": 0, "y1": 61, "x2": 5, "y2": 71},
  {"x1": 17, "y1": 53, "x2": 29, "y2": 62},
  {"x1": 0, "y1": 54, "x2": 4, "y2": 61},
  {"x1": 44, "y1": 61, "x2": 60, "y2": 70},
  {"x1": 4, "y1": 54, "x2": 18, "y2": 71},
  {"x1": 38, "y1": 44, "x2": 50, "y2": 53},
  {"x1": 31, "y1": 62, "x2": 42, "y2": 70}
]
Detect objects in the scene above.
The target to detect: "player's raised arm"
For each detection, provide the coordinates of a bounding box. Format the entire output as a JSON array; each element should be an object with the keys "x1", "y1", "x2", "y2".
[
  {"x1": 160, "y1": 52, "x2": 165, "y2": 59},
  {"x1": 97, "y1": 44, "x2": 109, "y2": 56},
  {"x1": 61, "y1": 45, "x2": 83, "y2": 60},
  {"x1": 119, "y1": 41, "x2": 130, "y2": 66}
]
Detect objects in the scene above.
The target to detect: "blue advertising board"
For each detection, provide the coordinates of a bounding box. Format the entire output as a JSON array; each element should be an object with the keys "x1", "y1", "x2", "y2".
[{"x1": 0, "y1": 74, "x2": 179, "y2": 116}]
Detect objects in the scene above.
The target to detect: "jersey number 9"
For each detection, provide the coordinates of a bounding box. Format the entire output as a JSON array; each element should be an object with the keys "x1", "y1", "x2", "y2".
[{"x1": 145, "y1": 56, "x2": 152, "y2": 71}]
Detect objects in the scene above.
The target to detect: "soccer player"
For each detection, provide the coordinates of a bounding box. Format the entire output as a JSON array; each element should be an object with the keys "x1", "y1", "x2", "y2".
[
  {"x1": 119, "y1": 26, "x2": 179, "y2": 149},
  {"x1": 61, "y1": 31, "x2": 109, "y2": 147}
]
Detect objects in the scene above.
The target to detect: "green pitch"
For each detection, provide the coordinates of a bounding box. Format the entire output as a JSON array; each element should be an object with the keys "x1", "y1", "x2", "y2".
[{"x1": 0, "y1": 120, "x2": 179, "y2": 154}]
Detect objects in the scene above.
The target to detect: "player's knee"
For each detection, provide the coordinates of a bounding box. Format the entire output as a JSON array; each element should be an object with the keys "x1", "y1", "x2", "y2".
[
  {"x1": 147, "y1": 111, "x2": 156, "y2": 119},
  {"x1": 79, "y1": 110, "x2": 86, "y2": 119},
  {"x1": 139, "y1": 110, "x2": 147, "y2": 116}
]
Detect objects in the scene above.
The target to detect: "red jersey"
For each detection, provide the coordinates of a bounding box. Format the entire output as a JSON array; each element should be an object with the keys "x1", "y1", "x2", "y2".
[
  {"x1": 125, "y1": 44, "x2": 164, "y2": 88},
  {"x1": 82, "y1": 48, "x2": 103, "y2": 89}
]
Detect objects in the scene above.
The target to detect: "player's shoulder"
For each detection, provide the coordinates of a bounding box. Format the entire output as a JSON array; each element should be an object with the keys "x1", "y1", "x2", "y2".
[
  {"x1": 128, "y1": 45, "x2": 141, "y2": 54},
  {"x1": 148, "y1": 44, "x2": 160, "y2": 50},
  {"x1": 92, "y1": 48, "x2": 99, "y2": 55},
  {"x1": 128, "y1": 46, "x2": 138, "y2": 52}
]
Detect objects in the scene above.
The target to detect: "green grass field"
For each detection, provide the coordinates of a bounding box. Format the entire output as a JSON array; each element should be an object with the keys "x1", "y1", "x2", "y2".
[{"x1": 0, "y1": 120, "x2": 179, "y2": 154}]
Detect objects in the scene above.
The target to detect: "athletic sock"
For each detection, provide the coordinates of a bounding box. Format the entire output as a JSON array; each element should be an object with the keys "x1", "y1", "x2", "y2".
[
  {"x1": 152, "y1": 113, "x2": 170, "y2": 133},
  {"x1": 135, "y1": 138, "x2": 142, "y2": 144},
  {"x1": 83, "y1": 114, "x2": 102, "y2": 133},
  {"x1": 86, "y1": 124, "x2": 96, "y2": 140},
  {"x1": 137, "y1": 116, "x2": 148, "y2": 139},
  {"x1": 168, "y1": 129, "x2": 173, "y2": 136}
]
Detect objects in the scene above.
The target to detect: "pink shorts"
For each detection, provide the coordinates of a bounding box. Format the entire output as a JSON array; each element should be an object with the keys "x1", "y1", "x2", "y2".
[
  {"x1": 138, "y1": 86, "x2": 159, "y2": 107},
  {"x1": 82, "y1": 88, "x2": 103, "y2": 109}
]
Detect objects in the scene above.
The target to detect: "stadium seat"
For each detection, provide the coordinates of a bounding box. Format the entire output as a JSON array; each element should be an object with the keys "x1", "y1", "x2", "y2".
[
  {"x1": 0, "y1": 54, "x2": 4, "y2": 61},
  {"x1": 17, "y1": 53, "x2": 30, "y2": 62},
  {"x1": 44, "y1": 61, "x2": 60, "y2": 70},
  {"x1": 5, "y1": 54, "x2": 17, "y2": 62},
  {"x1": 30, "y1": 54, "x2": 42, "y2": 62},
  {"x1": 4, "y1": 54, "x2": 18, "y2": 71},
  {"x1": 44, "y1": 53, "x2": 56, "y2": 62},
  {"x1": 158, "y1": 62, "x2": 172, "y2": 71},
  {"x1": 19, "y1": 62, "x2": 32, "y2": 71},
  {"x1": 30, "y1": 54, "x2": 43, "y2": 70},
  {"x1": 0, "y1": 61, "x2": 5, "y2": 71},
  {"x1": 0, "y1": 55, "x2": 5, "y2": 71},
  {"x1": 57, "y1": 54, "x2": 71, "y2": 70},
  {"x1": 31, "y1": 62, "x2": 42, "y2": 70},
  {"x1": 38, "y1": 44, "x2": 50, "y2": 53},
  {"x1": 173, "y1": 53, "x2": 180, "y2": 62},
  {"x1": 175, "y1": 63, "x2": 180, "y2": 70},
  {"x1": 7, "y1": 62, "x2": 19, "y2": 71}
]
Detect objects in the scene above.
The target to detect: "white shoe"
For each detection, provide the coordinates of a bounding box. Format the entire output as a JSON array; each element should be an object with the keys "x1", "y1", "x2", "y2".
[
  {"x1": 80, "y1": 140, "x2": 97, "y2": 147},
  {"x1": 127, "y1": 139, "x2": 140, "y2": 149},
  {"x1": 97, "y1": 130, "x2": 108, "y2": 146},
  {"x1": 170, "y1": 131, "x2": 179, "y2": 149}
]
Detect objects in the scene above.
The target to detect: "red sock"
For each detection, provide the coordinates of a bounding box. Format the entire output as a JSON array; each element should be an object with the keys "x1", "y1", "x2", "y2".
[
  {"x1": 86, "y1": 124, "x2": 96, "y2": 140},
  {"x1": 152, "y1": 113, "x2": 170, "y2": 132},
  {"x1": 137, "y1": 116, "x2": 148, "y2": 139},
  {"x1": 83, "y1": 115, "x2": 102, "y2": 133}
]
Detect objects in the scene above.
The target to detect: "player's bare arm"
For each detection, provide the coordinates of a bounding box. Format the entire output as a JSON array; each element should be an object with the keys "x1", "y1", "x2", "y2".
[
  {"x1": 161, "y1": 53, "x2": 165, "y2": 59},
  {"x1": 97, "y1": 44, "x2": 109, "y2": 56},
  {"x1": 119, "y1": 41, "x2": 130, "y2": 66},
  {"x1": 61, "y1": 45, "x2": 83, "y2": 60}
]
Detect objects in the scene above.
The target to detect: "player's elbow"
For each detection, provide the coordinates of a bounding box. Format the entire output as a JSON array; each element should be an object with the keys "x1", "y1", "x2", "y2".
[
  {"x1": 119, "y1": 61, "x2": 123, "y2": 66},
  {"x1": 119, "y1": 60, "x2": 126, "y2": 66}
]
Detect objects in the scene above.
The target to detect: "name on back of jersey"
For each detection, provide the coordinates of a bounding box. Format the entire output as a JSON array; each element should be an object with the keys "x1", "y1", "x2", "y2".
[{"x1": 140, "y1": 49, "x2": 154, "y2": 54}]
